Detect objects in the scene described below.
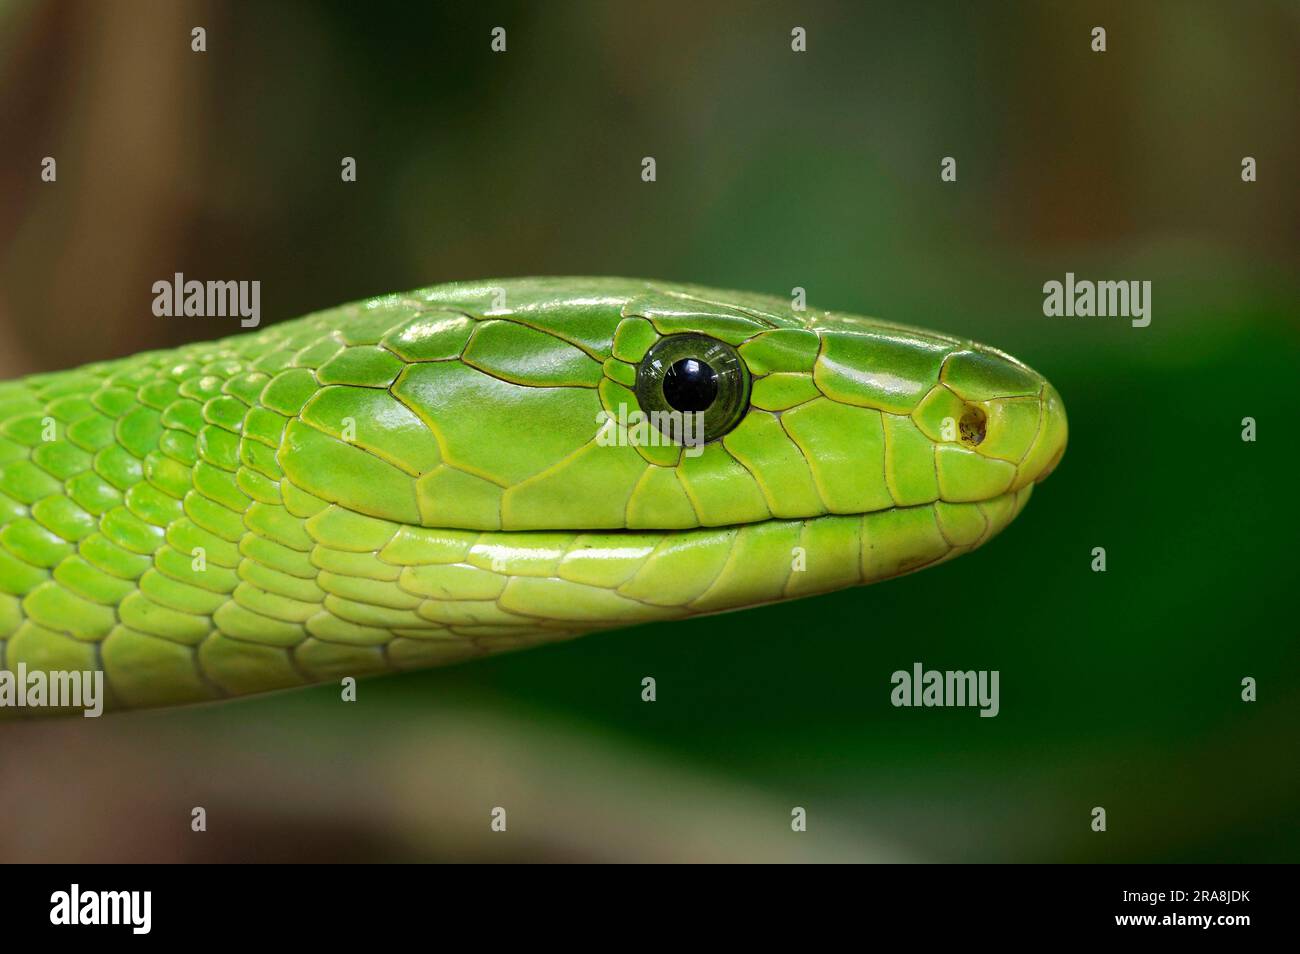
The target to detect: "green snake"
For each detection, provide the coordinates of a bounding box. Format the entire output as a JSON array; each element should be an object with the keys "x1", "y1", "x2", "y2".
[{"x1": 0, "y1": 278, "x2": 1066, "y2": 716}]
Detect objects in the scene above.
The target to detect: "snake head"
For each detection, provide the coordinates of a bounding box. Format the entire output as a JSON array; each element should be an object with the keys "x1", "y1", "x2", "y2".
[
  {"x1": 269, "y1": 278, "x2": 1069, "y2": 621},
  {"x1": 279, "y1": 277, "x2": 1066, "y2": 542}
]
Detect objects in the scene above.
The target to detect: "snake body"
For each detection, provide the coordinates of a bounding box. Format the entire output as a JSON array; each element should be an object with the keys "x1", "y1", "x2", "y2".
[{"x1": 0, "y1": 278, "x2": 1066, "y2": 715}]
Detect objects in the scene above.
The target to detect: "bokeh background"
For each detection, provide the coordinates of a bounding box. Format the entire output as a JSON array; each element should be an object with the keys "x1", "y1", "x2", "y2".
[{"x1": 0, "y1": 0, "x2": 1296, "y2": 862}]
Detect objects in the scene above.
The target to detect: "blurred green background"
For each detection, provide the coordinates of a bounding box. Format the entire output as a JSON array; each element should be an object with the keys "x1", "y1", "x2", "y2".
[{"x1": 0, "y1": 0, "x2": 1296, "y2": 861}]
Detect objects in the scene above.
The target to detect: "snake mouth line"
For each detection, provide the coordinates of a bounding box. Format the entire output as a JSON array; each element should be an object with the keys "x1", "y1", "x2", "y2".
[
  {"x1": 478, "y1": 487, "x2": 1033, "y2": 541},
  {"x1": 1037, "y1": 444, "x2": 1066, "y2": 483}
]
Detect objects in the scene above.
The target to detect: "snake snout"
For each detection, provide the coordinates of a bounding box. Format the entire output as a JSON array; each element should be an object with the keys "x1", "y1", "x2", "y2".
[
  {"x1": 937, "y1": 346, "x2": 1067, "y2": 494},
  {"x1": 1021, "y1": 380, "x2": 1068, "y2": 487}
]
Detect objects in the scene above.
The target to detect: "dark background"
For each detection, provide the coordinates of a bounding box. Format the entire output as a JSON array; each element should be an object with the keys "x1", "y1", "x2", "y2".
[{"x1": 0, "y1": 0, "x2": 1296, "y2": 861}]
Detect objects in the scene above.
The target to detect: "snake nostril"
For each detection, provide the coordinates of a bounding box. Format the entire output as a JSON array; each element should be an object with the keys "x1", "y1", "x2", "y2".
[{"x1": 958, "y1": 406, "x2": 986, "y2": 447}]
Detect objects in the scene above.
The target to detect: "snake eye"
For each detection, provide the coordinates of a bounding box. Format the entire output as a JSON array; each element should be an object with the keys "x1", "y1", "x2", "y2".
[
  {"x1": 662, "y1": 358, "x2": 718, "y2": 412},
  {"x1": 635, "y1": 334, "x2": 750, "y2": 443}
]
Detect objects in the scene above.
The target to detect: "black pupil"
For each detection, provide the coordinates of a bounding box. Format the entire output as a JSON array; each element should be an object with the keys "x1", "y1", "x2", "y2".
[{"x1": 662, "y1": 358, "x2": 718, "y2": 413}]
